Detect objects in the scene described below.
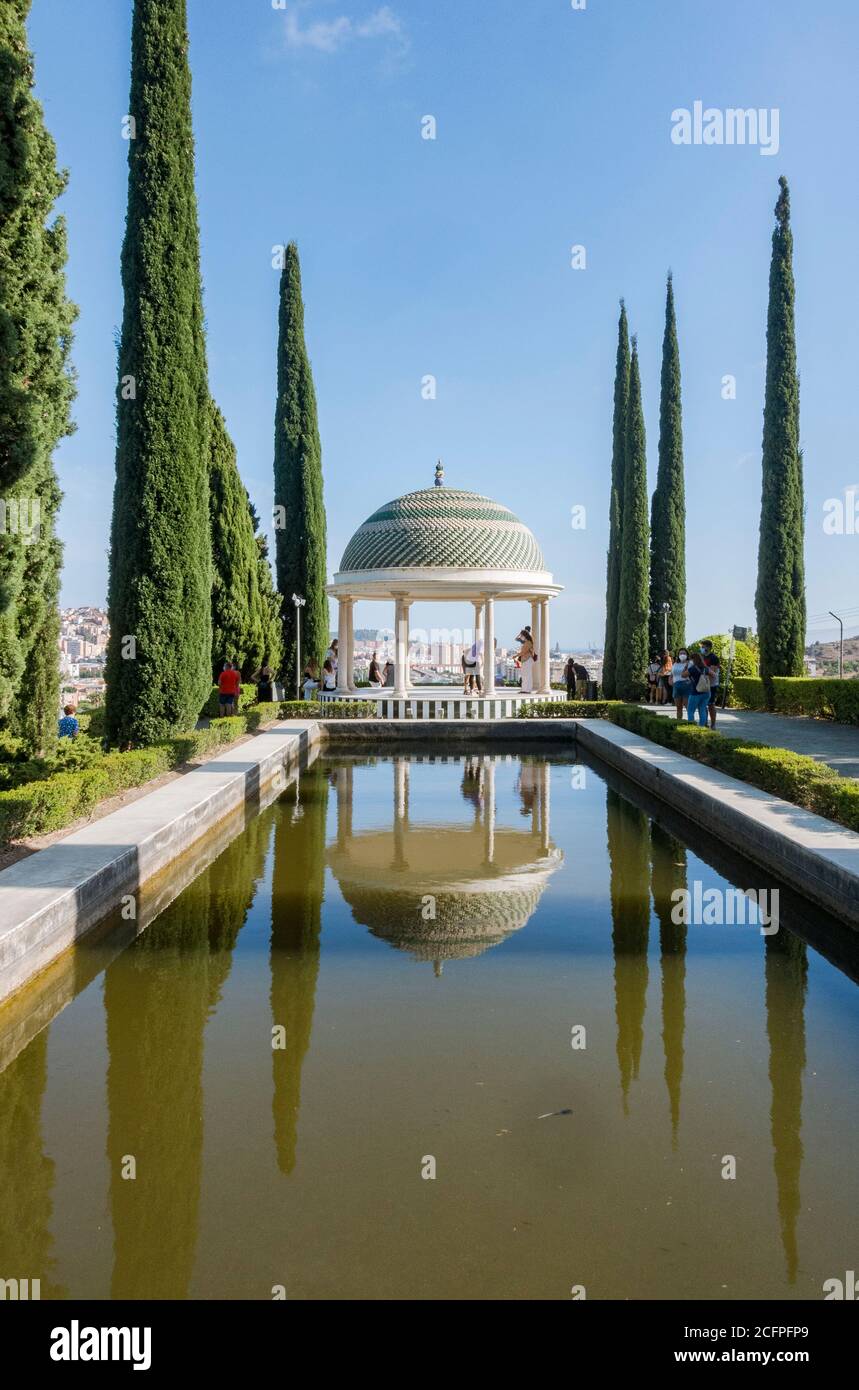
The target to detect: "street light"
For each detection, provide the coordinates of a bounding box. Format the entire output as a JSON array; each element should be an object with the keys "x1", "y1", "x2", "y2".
[
  {"x1": 292, "y1": 593, "x2": 306, "y2": 699},
  {"x1": 661, "y1": 601, "x2": 670, "y2": 651},
  {"x1": 829, "y1": 611, "x2": 844, "y2": 679}
]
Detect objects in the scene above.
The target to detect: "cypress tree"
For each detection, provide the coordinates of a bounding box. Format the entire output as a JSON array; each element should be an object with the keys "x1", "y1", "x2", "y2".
[
  {"x1": 649, "y1": 272, "x2": 686, "y2": 656},
  {"x1": 249, "y1": 506, "x2": 284, "y2": 680},
  {"x1": 273, "y1": 243, "x2": 328, "y2": 682},
  {"x1": 0, "y1": 0, "x2": 76, "y2": 753},
  {"x1": 209, "y1": 401, "x2": 262, "y2": 679},
  {"x1": 615, "y1": 337, "x2": 650, "y2": 700},
  {"x1": 602, "y1": 301, "x2": 629, "y2": 699},
  {"x1": 105, "y1": 0, "x2": 211, "y2": 747},
  {"x1": 755, "y1": 177, "x2": 805, "y2": 679}
]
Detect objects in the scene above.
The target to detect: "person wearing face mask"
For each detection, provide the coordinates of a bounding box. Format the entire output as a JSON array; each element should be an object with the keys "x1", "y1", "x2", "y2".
[{"x1": 671, "y1": 647, "x2": 692, "y2": 720}]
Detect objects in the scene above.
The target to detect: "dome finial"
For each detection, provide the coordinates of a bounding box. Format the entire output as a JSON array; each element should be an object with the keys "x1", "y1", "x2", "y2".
[{"x1": 434, "y1": 459, "x2": 445, "y2": 488}]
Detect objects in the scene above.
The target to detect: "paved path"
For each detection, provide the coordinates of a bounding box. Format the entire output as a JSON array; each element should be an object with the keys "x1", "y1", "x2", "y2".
[{"x1": 648, "y1": 705, "x2": 859, "y2": 781}]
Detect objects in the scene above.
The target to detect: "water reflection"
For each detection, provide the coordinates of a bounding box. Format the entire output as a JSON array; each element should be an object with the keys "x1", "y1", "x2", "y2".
[
  {"x1": 0, "y1": 1031, "x2": 63, "y2": 1297},
  {"x1": 765, "y1": 929, "x2": 808, "y2": 1284},
  {"x1": 606, "y1": 788, "x2": 650, "y2": 1112},
  {"x1": 327, "y1": 755, "x2": 562, "y2": 969},
  {"x1": 104, "y1": 812, "x2": 271, "y2": 1298},
  {"x1": 650, "y1": 822, "x2": 688, "y2": 1147},
  {"x1": 270, "y1": 765, "x2": 328, "y2": 1174}
]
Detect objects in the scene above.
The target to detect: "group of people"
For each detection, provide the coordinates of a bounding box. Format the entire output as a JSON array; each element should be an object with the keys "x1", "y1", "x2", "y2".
[
  {"x1": 217, "y1": 659, "x2": 277, "y2": 715},
  {"x1": 646, "y1": 641, "x2": 722, "y2": 727}
]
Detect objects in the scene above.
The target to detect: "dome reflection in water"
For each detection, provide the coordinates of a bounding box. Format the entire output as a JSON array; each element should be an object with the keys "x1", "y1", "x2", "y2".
[{"x1": 0, "y1": 750, "x2": 857, "y2": 1301}]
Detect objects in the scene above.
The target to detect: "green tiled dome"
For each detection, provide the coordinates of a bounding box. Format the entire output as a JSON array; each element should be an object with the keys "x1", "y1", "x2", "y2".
[{"x1": 339, "y1": 488, "x2": 546, "y2": 573}]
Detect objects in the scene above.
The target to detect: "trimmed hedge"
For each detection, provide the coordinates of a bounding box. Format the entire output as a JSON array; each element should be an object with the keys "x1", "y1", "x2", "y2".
[
  {"x1": 203, "y1": 683, "x2": 260, "y2": 718},
  {"x1": 518, "y1": 700, "x2": 620, "y2": 719},
  {"x1": 731, "y1": 676, "x2": 859, "y2": 724},
  {"x1": 607, "y1": 704, "x2": 859, "y2": 834},
  {"x1": 279, "y1": 700, "x2": 379, "y2": 720},
  {"x1": 0, "y1": 703, "x2": 282, "y2": 844}
]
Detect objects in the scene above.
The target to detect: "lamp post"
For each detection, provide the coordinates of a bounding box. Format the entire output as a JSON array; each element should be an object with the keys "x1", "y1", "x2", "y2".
[
  {"x1": 292, "y1": 593, "x2": 306, "y2": 699},
  {"x1": 829, "y1": 611, "x2": 844, "y2": 679},
  {"x1": 661, "y1": 602, "x2": 670, "y2": 651}
]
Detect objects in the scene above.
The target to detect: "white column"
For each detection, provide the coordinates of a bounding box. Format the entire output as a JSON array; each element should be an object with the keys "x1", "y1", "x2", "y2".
[
  {"x1": 473, "y1": 600, "x2": 483, "y2": 644},
  {"x1": 530, "y1": 599, "x2": 539, "y2": 656},
  {"x1": 483, "y1": 595, "x2": 496, "y2": 696},
  {"x1": 393, "y1": 597, "x2": 410, "y2": 696},
  {"x1": 540, "y1": 599, "x2": 551, "y2": 693},
  {"x1": 345, "y1": 599, "x2": 355, "y2": 691},
  {"x1": 483, "y1": 757, "x2": 496, "y2": 864},
  {"x1": 335, "y1": 598, "x2": 350, "y2": 694}
]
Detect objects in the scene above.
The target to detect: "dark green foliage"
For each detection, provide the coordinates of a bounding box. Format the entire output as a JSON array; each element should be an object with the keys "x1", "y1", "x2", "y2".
[
  {"x1": 649, "y1": 273, "x2": 686, "y2": 656},
  {"x1": 602, "y1": 302, "x2": 629, "y2": 699},
  {"x1": 732, "y1": 675, "x2": 859, "y2": 724},
  {"x1": 606, "y1": 787, "x2": 650, "y2": 1109},
  {"x1": 273, "y1": 243, "x2": 328, "y2": 686},
  {"x1": 278, "y1": 699, "x2": 378, "y2": 719},
  {"x1": 615, "y1": 338, "x2": 650, "y2": 699},
  {"x1": 517, "y1": 699, "x2": 618, "y2": 719},
  {"x1": 607, "y1": 704, "x2": 859, "y2": 834},
  {"x1": 105, "y1": 0, "x2": 212, "y2": 747},
  {"x1": 209, "y1": 402, "x2": 281, "y2": 679},
  {"x1": 0, "y1": 0, "x2": 77, "y2": 754},
  {"x1": 755, "y1": 178, "x2": 806, "y2": 679}
]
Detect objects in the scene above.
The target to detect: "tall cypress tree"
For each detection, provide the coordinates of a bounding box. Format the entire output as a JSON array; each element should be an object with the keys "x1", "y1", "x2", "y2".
[
  {"x1": 249, "y1": 503, "x2": 283, "y2": 679},
  {"x1": 649, "y1": 272, "x2": 686, "y2": 656},
  {"x1": 602, "y1": 301, "x2": 629, "y2": 699},
  {"x1": 615, "y1": 337, "x2": 650, "y2": 700},
  {"x1": 273, "y1": 243, "x2": 328, "y2": 682},
  {"x1": 0, "y1": 0, "x2": 76, "y2": 753},
  {"x1": 209, "y1": 400, "x2": 262, "y2": 679},
  {"x1": 755, "y1": 177, "x2": 805, "y2": 679},
  {"x1": 105, "y1": 0, "x2": 211, "y2": 747}
]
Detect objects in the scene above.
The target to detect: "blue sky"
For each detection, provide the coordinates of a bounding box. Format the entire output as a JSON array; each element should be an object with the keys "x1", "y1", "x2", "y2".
[{"x1": 28, "y1": 0, "x2": 859, "y2": 649}]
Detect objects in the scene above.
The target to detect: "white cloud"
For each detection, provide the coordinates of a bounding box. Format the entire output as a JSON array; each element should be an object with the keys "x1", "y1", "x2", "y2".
[{"x1": 283, "y1": 5, "x2": 408, "y2": 56}]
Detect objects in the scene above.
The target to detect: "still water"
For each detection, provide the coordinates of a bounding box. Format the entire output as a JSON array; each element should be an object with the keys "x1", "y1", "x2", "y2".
[{"x1": 1, "y1": 750, "x2": 857, "y2": 1301}]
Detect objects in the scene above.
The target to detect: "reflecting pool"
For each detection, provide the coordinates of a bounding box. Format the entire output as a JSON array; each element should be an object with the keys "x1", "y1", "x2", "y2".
[{"x1": 1, "y1": 750, "x2": 857, "y2": 1300}]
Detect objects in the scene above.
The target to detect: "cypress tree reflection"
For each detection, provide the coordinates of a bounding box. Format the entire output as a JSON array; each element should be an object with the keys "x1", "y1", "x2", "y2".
[
  {"x1": 105, "y1": 811, "x2": 271, "y2": 1298},
  {"x1": 650, "y1": 821, "x2": 688, "y2": 1147},
  {"x1": 765, "y1": 928, "x2": 808, "y2": 1284},
  {"x1": 0, "y1": 1031, "x2": 64, "y2": 1298},
  {"x1": 270, "y1": 763, "x2": 329, "y2": 1175},
  {"x1": 606, "y1": 788, "x2": 651, "y2": 1112}
]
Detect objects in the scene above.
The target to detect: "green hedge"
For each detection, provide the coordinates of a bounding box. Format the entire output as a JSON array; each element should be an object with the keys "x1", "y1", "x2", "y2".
[
  {"x1": 607, "y1": 704, "x2": 859, "y2": 834},
  {"x1": 279, "y1": 700, "x2": 379, "y2": 720},
  {"x1": 203, "y1": 683, "x2": 260, "y2": 718},
  {"x1": 730, "y1": 676, "x2": 859, "y2": 724},
  {"x1": 0, "y1": 703, "x2": 282, "y2": 844},
  {"x1": 518, "y1": 700, "x2": 619, "y2": 719}
]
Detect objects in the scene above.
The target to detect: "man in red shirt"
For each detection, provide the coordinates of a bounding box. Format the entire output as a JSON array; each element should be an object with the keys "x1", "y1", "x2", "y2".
[{"x1": 218, "y1": 660, "x2": 241, "y2": 716}]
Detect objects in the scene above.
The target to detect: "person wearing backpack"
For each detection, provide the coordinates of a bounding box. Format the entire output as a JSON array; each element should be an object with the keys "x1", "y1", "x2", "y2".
[{"x1": 686, "y1": 653, "x2": 712, "y2": 727}]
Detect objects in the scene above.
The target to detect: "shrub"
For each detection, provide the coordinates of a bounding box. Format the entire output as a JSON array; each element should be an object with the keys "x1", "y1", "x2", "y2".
[
  {"x1": 0, "y1": 703, "x2": 282, "y2": 844},
  {"x1": 729, "y1": 676, "x2": 859, "y2": 724},
  {"x1": 279, "y1": 700, "x2": 378, "y2": 720},
  {"x1": 607, "y1": 704, "x2": 859, "y2": 834},
  {"x1": 202, "y1": 683, "x2": 259, "y2": 718},
  {"x1": 691, "y1": 633, "x2": 759, "y2": 679},
  {"x1": 518, "y1": 700, "x2": 619, "y2": 719}
]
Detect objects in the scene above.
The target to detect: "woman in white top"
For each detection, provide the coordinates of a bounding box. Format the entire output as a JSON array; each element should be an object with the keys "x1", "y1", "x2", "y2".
[
  {"x1": 321, "y1": 658, "x2": 337, "y2": 691},
  {"x1": 670, "y1": 649, "x2": 692, "y2": 720}
]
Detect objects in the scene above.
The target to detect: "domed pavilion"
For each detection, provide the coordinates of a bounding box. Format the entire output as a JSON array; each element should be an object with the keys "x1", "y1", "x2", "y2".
[{"x1": 326, "y1": 464, "x2": 563, "y2": 717}]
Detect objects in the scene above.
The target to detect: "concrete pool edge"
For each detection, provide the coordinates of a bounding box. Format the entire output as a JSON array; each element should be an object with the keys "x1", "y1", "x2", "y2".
[
  {"x1": 0, "y1": 719, "x2": 322, "y2": 1006},
  {"x1": 2, "y1": 713, "x2": 858, "y2": 1009},
  {"x1": 573, "y1": 719, "x2": 859, "y2": 930}
]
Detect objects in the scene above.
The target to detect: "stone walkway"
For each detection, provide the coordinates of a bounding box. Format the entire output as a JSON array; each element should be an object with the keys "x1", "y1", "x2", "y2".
[{"x1": 648, "y1": 704, "x2": 859, "y2": 781}]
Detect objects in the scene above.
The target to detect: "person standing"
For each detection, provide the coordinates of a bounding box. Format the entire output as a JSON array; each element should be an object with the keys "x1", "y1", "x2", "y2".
[
  {"x1": 217, "y1": 660, "x2": 241, "y2": 716},
  {"x1": 251, "y1": 662, "x2": 275, "y2": 704},
  {"x1": 368, "y1": 652, "x2": 383, "y2": 687},
  {"x1": 685, "y1": 653, "x2": 711, "y2": 727},
  {"x1": 563, "y1": 655, "x2": 576, "y2": 700},
  {"x1": 700, "y1": 640, "x2": 721, "y2": 728},
  {"x1": 516, "y1": 626, "x2": 536, "y2": 693},
  {"x1": 646, "y1": 656, "x2": 660, "y2": 704},
  {"x1": 671, "y1": 648, "x2": 692, "y2": 721},
  {"x1": 302, "y1": 657, "x2": 320, "y2": 699},
  {"x1": 657, "y1": 651, "x2": 673, "y2": 705}
]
